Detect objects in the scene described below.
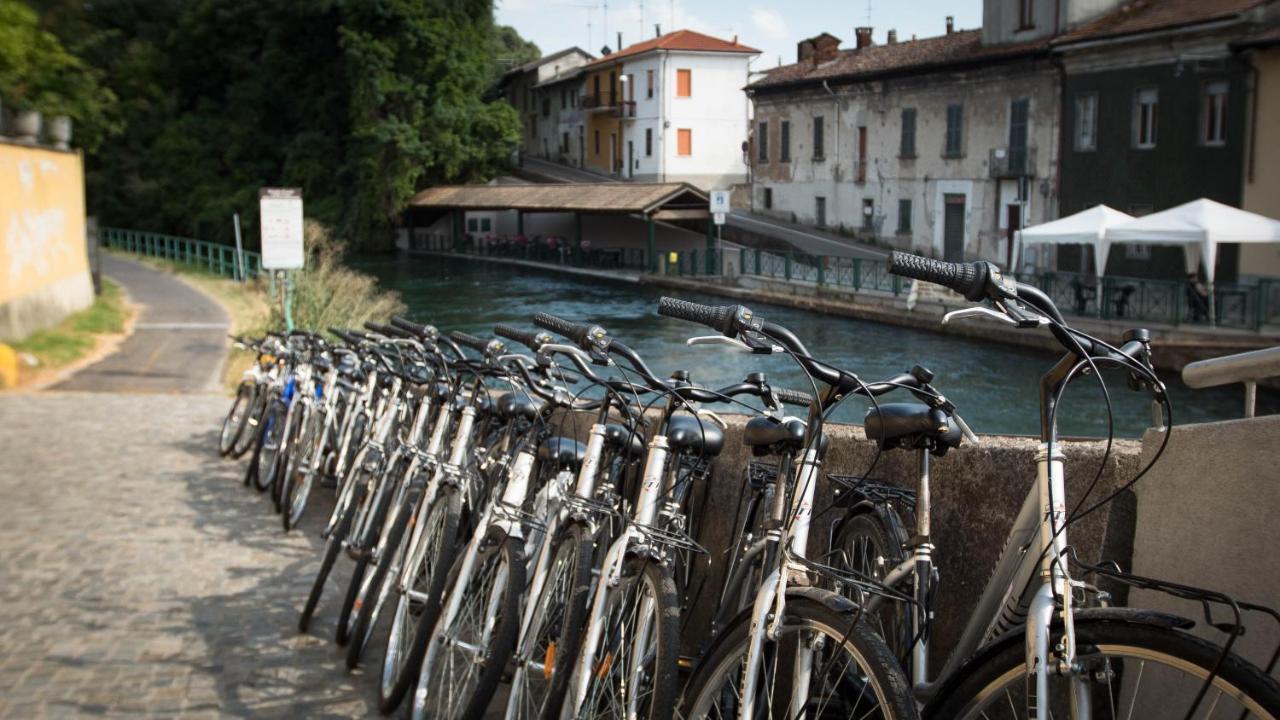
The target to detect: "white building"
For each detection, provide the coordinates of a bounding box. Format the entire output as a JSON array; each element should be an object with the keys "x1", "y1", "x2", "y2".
[{"x1": 581, "y1": 30, "x2": 759, "y2": 190}]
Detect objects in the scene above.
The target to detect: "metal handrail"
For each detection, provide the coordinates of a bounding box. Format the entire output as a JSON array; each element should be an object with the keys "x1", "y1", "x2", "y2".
[{"x1": 1183, "y1": 346, "x2": 1280, "y2": 418}]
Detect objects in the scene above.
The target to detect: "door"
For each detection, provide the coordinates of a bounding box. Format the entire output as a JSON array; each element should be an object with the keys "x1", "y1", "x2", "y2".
[
  {"x1": 609, "y1": 134, "x2": 617, "y2": 175},
  {"x1": 943, "y1": 194, "x2": 966, "y2": 262},
  {"x1": 1006, "y1": 203, "x2": 1022, "y2": 269},
  {"x1": 628, "y1": 141, "x2": 634, "y2": 179},
  {"x1": 815, "y1": 197, "x2": 827, "y2": 227}
]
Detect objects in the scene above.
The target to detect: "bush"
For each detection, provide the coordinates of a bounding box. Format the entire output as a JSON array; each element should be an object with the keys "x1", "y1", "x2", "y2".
[{"x1": 277, "y1": 220, "x2": 406, "y2": 334}]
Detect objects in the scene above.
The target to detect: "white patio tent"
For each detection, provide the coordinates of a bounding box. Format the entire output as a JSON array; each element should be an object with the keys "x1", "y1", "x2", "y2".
[
  {"x1": 1015, "y1": 204, "x2": 1135, "y2": 280},
  {"x1": 1105, "y1": 198, "x2": 1280, "y2": 285}
]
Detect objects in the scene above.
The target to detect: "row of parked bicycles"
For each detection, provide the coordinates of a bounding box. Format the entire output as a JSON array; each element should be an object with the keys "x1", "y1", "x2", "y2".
[{"x1": 215, "y1": 251, "x2": 1280, "y2": 719}]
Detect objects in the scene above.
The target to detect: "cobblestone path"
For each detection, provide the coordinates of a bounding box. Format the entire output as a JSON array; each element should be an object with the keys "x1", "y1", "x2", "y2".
[{"x1": 0, "y1": 393, "x2": 380, "y2": 718}]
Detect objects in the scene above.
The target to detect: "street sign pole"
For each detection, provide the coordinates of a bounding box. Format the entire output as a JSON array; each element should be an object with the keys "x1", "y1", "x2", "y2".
[{"x1": 710, "y1": 190, "x2": 731, "y2": 276}]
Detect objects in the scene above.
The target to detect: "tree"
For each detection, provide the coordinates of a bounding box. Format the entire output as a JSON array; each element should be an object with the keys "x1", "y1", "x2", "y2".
[{"x1": 492, "y1": 24, "x2": 540, "y2": 81}]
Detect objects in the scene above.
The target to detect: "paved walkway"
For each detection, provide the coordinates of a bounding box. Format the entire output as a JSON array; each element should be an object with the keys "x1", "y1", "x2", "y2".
[
  {"x1": 55, "y1": 255, "x2": 229, "y2": 393},
  {"x1": 0, "y1": 393, "x2": 377, "y2": 718}
]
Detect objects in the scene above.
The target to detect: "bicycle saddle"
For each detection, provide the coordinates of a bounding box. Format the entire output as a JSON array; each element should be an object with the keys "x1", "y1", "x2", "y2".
[
  {"x1": 666, "y1": 414, "x2": 725, "y2": 457},
  {"x1": 743, "y1": 415, "x2": 828, "y2": 457},
  {"x1": 537, "y1": 436, "x2": 587, "y2": 471},
  {"x1": 864, "y1": 403, "x2": 962, "y2": 455},
  {"x1": 497, "y1": 392, "x2": 543, "y2": 422},
  {"x1": 604, "y1": 423, "x2": 645, "y2": 458}
]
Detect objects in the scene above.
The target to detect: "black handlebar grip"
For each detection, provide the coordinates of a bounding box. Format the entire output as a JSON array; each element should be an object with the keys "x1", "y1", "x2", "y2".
[
  {"x1": 495, "y1": 324, "x2": 543, "y2": 350},
  {"x1": 775, "y1": 388, "x2": 815, "y2": 407},
  {"x1": 449, "y1": 331, "x2": 489, "y2": 352},
  {"x1": 885, "y1": 251, "x2": 988, "y2": 302},
  {"x1": 657, "y1": 297, "x2": 741, "y2": 336},
  {"x1": 390, "y1": 316, "x2": 427, "y2": 335},
  {"x1": 329, "y1": 328, "x2": 358, "y2": 346},
  {"x1": 532, "y1": 312, "x2": 593, "y2": 347}
]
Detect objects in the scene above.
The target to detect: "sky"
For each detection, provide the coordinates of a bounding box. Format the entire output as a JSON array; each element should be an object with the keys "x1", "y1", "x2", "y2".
[{"x1": 496, "y1": 0, "x2": 984, "y2": 70}]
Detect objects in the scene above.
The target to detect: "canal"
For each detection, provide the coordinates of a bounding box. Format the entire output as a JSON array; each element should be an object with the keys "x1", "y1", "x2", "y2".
[{"x1": 356, "y1": 255, "x2": 1273, "y2": 438}]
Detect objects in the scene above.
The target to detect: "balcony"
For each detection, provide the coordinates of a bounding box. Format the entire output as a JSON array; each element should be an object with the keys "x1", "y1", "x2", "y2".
[
  {"x1": 583, "y1": 94, "x2": 636, "y2": 118},
  {"x1": 990, "y1": 146, "x2": 1037, "y2": 178}
]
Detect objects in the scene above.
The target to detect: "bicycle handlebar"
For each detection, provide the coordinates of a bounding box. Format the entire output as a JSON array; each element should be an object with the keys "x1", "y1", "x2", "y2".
[
  {"x1": 449, "y1": 331, "x2": 490, "y2": 353},
  {"x1": 885, "y1": 251, "x2": 990, "y2": 301},
  {"x1": 495, "y1": 324, "x2": 552, "y2": 352},
  {"x1": 656, "y1": 297, "x2": 745, "y2": 336}
]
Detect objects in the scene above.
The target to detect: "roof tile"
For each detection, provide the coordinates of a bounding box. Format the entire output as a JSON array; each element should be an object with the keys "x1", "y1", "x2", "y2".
[
  {"x1": 1053, "y1": 0, "x2": 1270, "y2": 46},
  {"x1": 588, "y1": 29, "x2": 760, "y2": 67}
]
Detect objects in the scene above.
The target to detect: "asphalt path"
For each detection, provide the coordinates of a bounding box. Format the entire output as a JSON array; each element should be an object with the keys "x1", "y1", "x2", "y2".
[{"x1": 54, "y1": 255, "x2": 230, "y2": 393}]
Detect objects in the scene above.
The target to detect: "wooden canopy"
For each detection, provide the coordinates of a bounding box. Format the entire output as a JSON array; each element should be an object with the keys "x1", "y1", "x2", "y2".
[{"x1": 406, "y1": 182, "x2": 709, "y2": 220}]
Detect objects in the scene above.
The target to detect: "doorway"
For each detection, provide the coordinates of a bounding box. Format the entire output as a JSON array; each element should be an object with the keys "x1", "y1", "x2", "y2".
[{"x1": 943, "y1": 194, "x2": 965, "y2": 262}]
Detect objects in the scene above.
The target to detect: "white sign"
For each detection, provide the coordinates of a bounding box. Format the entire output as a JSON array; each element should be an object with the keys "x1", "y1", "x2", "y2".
[
  {"x1": 259, "y1": 188, "x2": 305, "y2": 269},
  {"x1": 714, "y1": 212, "x2": 727, "y2": 226},
  {"x1": 710, "y1": 190, "x2": 731, "y2": 215}
]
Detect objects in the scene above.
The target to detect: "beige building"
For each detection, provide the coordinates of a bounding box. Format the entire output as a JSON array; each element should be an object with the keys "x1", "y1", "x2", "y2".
[{"x1": 1239, "y1": 28, "x2": 1280, "y2": 278}]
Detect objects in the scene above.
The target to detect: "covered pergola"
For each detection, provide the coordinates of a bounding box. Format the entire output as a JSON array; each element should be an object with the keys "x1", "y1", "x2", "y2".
[{"x1": 404, "y1": 182, "x2": 712, "y2": 273}]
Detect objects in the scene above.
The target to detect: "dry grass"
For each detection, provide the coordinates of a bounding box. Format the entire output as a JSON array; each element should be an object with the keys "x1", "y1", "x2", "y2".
[{"x1": 7, "y1": 279, "x2": 133, "y2": 387}]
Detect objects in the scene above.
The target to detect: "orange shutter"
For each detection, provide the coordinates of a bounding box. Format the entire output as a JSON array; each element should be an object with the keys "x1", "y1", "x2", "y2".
[
  {"x1": 677, "y1": 129, "x2": 692, "y2": 156},
  {"x1": 676, "y1": 69, "x2": 692, "y2": 97}
]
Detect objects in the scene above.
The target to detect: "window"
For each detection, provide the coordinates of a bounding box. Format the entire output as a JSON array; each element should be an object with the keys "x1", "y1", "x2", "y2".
[
  {"x1": 593, "y1": 75, "x2": 601, "y2": 103},
  {"x1": 813, "y1": 115, "x2": 825, "y2": 159},
  {"x1": 780, "y1": 121, "x2": 791, "y2": 162},
  {"x1": 647, "y1": 70, "x2": 654, "y2": 99},
  {"x1": 645, "y1": 128, "x2": 653, "y2": 156},
  {"x1": 541, "y1": 96, "x2": 550, "y2": 117},
  {"x1": 897, "y1": 199, "x2": 912, "y2": 234},
  {"x1": 676, "y1": 69, "x2": 692, "y2": 97},
  {"x1": 1124, "y1": 244, "x2": 1151, "y2": 260},
  {"x1": 763, "y1": 187, "x2": 773, "y2": 209},
  {"x1": 626, "y1": 73, "x2": 634, "y2": 101},
  {"x1": 594, "y1": 129, "x2": 600, "y2": 154},
  {"x1": 677, "y1": 128, "x2": 692, "y2": 156},
  {"x1": 1075, "y1": 93, "x2": 1097, "y2": 151},
  {"x1": 562, "y1": 131, "x2": 569, "y2": 153},
  {"x1": 571, "y1": 89, "x2": 578, "y2": 108},
  {"x1": 1009, "y1": 98, "x2": 1029, "y2": 172},
  {"x1": 944, "y1": 104, "x2": 964, "y2": 157},
  {"x1": 1019, "y1": 0, "x2": 1034, "y2": 28},
  {"x1": 467, "y1": 218, "x2": 478, "y2": 232},
  {"x1": 815, "y1": 196, "x2": 827, "y2": 226},
  {"x1": 560, "y1": 88, "x2": 566, "y2": 110},
  {"x1": 1134, "y1": 88, "x2": 1158, "y2": 149},
  {"x1": 609, "y1": 71, "x2": 617, "y2": 102},
  {"x1": 757, "y1": 121, "x2": 769, "y2": 163},
  {"x1": 1202, "y1": 81, "x2": 1228, "y2": 146},
  {"x1": 480, "y1": 217, "x2": 492, "y2": 232},
  {"x1": 862, "y1": 199, "x2": 875, "y2": 230},
  {"x1": 900, "y1": 108, "x2": 917, "y2": 157}
]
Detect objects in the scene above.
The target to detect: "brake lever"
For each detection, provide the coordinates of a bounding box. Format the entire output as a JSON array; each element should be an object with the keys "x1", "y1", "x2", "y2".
[
  {"x1": 685, "y1": 335, "x2": 783, "y2": 354},
  {"x1": 953, "y1": 413, "x2": 980, "y2": 445},
  {"x1": 942, "y1": 306, "x2": 1022, "y2": 327}
]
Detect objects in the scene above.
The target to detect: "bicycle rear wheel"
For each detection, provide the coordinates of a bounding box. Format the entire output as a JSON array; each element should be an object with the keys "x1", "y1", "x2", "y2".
[
  {"x1": 832, "y1": 507, "x2": 913, "y2": 662},
  {"x1": 924, "y1": 615, "x2": 1280, "y2": 719},
  {"x1": 681, "y1": 593, "x2": 918, "y2": 720},
  {"x1": 254, "y1": 399, "x2": 286, "y2": 493},
  {"x1": 232, "y1": 382, "x2": 268, "y2": 458}
]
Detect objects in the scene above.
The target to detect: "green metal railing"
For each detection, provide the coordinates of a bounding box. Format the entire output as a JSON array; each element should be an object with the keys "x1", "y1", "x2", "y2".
[
  {"x1": 738, "y1": 248, "x2": 906, "y2": 296},
  {"x1": 101, "y1": 227, "x2": 262, "y2": 280}
]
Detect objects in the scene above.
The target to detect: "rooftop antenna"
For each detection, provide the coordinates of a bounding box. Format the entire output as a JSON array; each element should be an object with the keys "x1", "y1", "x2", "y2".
[
  {"x1": 638, "y1": 0, "x2": 644, "y2": 40},
  {"x1": 866, "y1": 0, "x2": 873, "y2": 25},
  {"x1": 603, "y1": 0, "x2": 609, "y2": 50},
  {"x1": 669, "y1": 0, "x2": 674, "y2": 30},
  {"x1": 568, "y1": 2, "x2": 597, "y2": 51}
]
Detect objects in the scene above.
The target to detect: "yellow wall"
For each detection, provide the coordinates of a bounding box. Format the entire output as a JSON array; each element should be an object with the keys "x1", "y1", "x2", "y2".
[
  {"x1": 1242, "y1": 48, "x2": 1280, "y2": 278},
  {"x1": 0, "y1": 142, "x2": 92, "y2": 339},
  {"x1": 584, "y1": 66, "x2": 621, "y2": 174}
]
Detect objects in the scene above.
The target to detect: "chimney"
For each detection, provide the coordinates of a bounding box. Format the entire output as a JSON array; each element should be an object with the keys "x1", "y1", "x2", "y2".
[
  {"x1": 887, "y1": 29, "x2": 897, "y2": 44},
  {"x1": 655, "y1": 24, "x2": 661, "y2": 37},
  {"x1": 946, "y1": 16, "x2": 954, "y2": 34},
  {"x1": 732, "y1": 34, "x2": 738, "y2": 45},
  {"x1": 855, "y1": 26, "x2": 873, "y2": 49},
  {"x1": 617, "y1": 32, "x2": 623, "y2": 51}
]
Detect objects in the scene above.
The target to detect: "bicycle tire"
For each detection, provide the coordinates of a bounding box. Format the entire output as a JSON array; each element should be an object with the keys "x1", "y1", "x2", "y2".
[
  {"x1": 299, "y1": 478, "x2": 366, "y2": 634},
  {"x1": 379, "y1": 485, "x2": 464, "y2": 714},
  {"x1": 279, "y1": 403, "x2": 312, "y2": 530},
  {"x1": 344, "y1": 486, "x2": 418, "y2": 669},
  {"x1": 254, "y1": 400, "x2": 286, "y2": 493},
  {"x1": 924, "y1": 615, "x2": 1280, "y2": 719},
  {"x1": 336, "y1": 464, "x2": 399, "y2": 646},
  {"x1": 681, "y1": 592, "x2": 918, "y2": 720},
  {"x1": 271, "y1": 403, "x2": 303, "y2": 513},
  {"x1": 219, "y1": 381, "x2": 255, "y2": 457},
  {"x1": 283, "y1": 406, "x2": 322, "y2": 531},
  {"x1": 232, "y1": 382, "x2": 268, "y2": 459},
  {"x1": 573, "y1": 557, "x2": 680, "y2": 720},
  {"x1": 832, "y1": 507, "x2": 913, "y2": 663},
  {"x1": 413, "y1": 532, "x2": 525, "y2": 720},
  {"x1": 507, "y1": 521, "x2": 595, "y2": 720}
]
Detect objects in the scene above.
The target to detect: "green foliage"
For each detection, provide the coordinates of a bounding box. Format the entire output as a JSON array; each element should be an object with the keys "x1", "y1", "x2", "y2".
[
  {"x1": 32, "y1": 0, "x2": 520, "y2": 250},
  {"x1": 0, "y1": 0, "x2": 119, "y2": 149},
  {"x1": 12, "y1": 278, "x2": 128, "y2": 368},
  {"x1": 281, "y1": 220, "x2": 406, "y2": 332},
  {"x1": 493, "y1": 24, "x2": 541, "y2": 81}
]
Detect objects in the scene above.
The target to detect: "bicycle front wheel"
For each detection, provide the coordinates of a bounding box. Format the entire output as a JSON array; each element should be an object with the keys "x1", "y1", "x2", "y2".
[
  {"x1": 576, "y1": 557, "x2": 680, "y2": 720},
  {"x1": 414, "y1": 532, "x2": 525, "y2": 720},
  {"x1": 682, "y1": 593, "x2": 918, "y2": 720},
  {"x1": 220, "y1": 381, "x2": 255, "y2": 457},
  {"x1": 925, "y1": 615, "x2": 1280, "y2": 719}
]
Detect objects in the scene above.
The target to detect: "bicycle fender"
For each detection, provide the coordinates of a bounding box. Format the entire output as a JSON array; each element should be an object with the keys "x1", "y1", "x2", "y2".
[{"x1": 786, "y1": 586, "x2": 860, "y2": 614}]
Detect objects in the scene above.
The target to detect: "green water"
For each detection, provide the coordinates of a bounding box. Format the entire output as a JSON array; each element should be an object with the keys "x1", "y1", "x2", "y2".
[{"x1": 354, "y1": 255, "x2": 1273, "y2": 438}]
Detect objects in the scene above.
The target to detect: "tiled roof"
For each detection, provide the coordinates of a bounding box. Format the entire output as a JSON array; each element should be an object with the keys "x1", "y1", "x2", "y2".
[
  {"x1": 503, "y1": 46, "x2": 594, "y2": 79},
  {"x1": 750, "y1": 29, "x2": 1044, "y2": 91},
  {"x1": 1052, "y1": 0, "x2": 1270, "y2": 46},
  {"x1": 407, "y1": 183, "x2": 708, "y2": 213},
  {"x1": 588, "y1": 30, "x2": 760, "y2": 67},
  {"x1": 1234, "y1": 24, "x2": 1280, "y2": 47}
]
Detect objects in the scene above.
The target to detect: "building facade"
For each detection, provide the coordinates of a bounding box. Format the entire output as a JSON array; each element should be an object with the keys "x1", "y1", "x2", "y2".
[
  {"x1": 581, "y1": 30, "x2": 759, "y2": 190},
  {"x1": 748, "y1": 18, "x2": 1066, "y2": 266},
  {"x1": 1237, "y1": 28, "x2": 1280, "y2": 278},
  {"x1": 1054, "y1": 0, "x2": 1278, "y2": 281},
  {"x1": 497, "y1": 47, "x2": 595, "y2": 165}
]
